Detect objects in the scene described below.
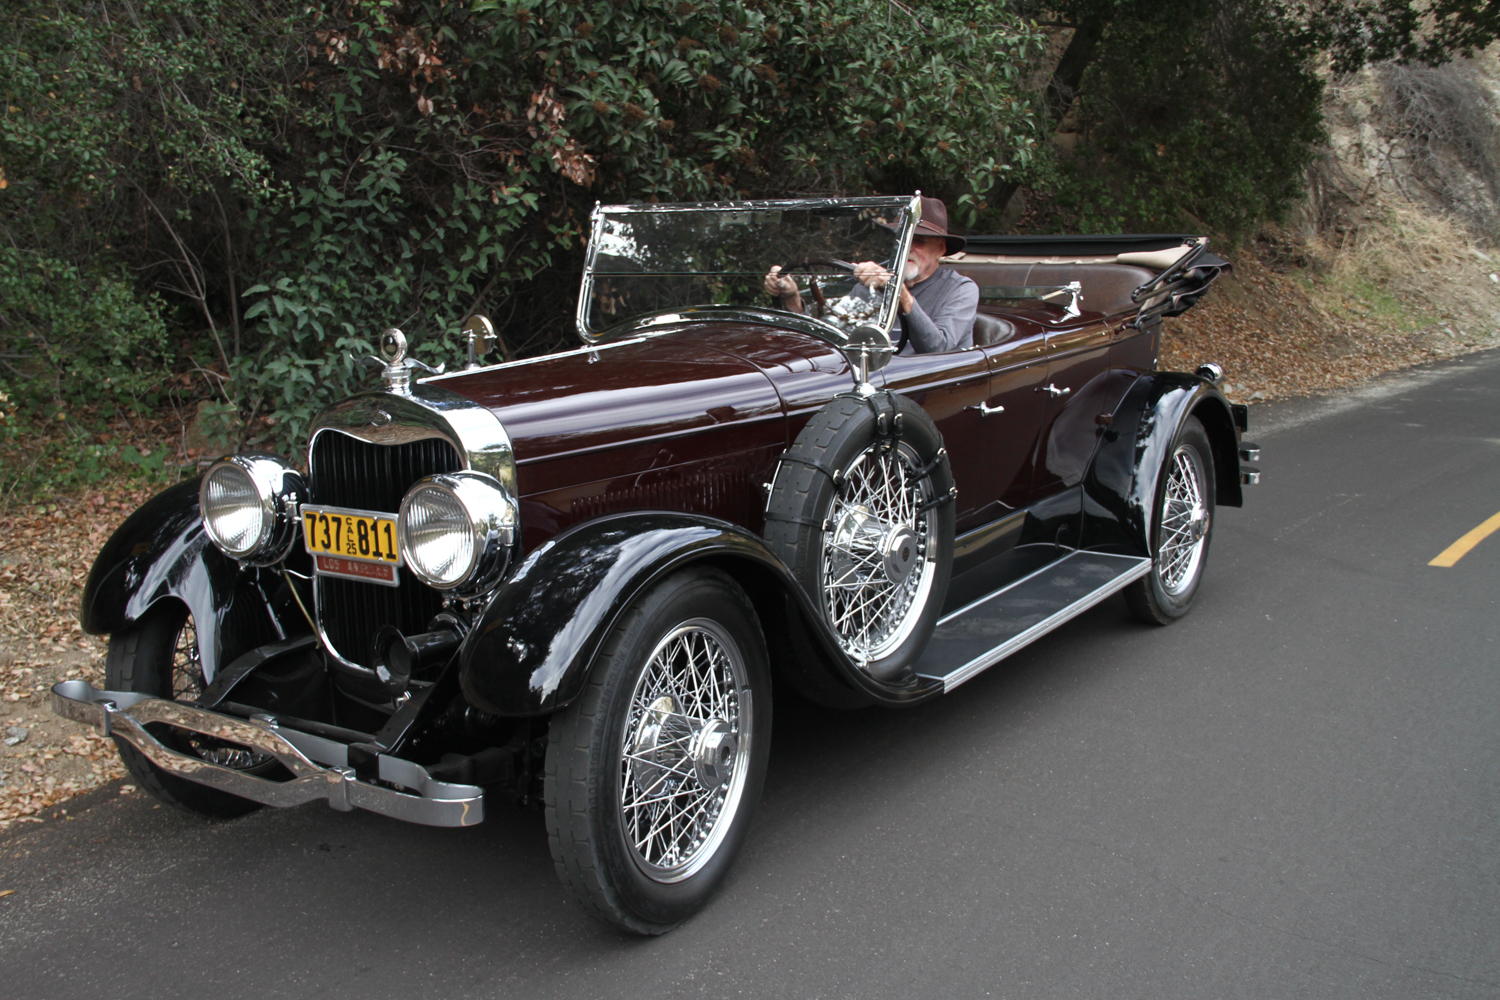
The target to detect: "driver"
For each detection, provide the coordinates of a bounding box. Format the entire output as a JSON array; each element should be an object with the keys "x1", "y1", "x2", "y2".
[{"x1": 763, "y1": 196, "x2": 978, "y2": 355}]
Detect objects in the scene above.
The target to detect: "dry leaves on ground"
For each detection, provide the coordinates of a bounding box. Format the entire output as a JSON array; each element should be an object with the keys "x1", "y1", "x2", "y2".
[
  {"x1": 0, "y1": 484, "x2": 154, "y2": 829},
  {"x1": 1162, "y1": 212, "x2": 1500, "y2": 400}
]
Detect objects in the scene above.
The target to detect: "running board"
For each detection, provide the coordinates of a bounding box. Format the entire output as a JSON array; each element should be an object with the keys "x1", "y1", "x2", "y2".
[{"x1": 916, "y1": 551, "x2": 1152, "y2": 692}]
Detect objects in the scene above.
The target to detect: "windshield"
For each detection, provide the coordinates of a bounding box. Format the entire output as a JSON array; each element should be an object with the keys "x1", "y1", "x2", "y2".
[{"x1": 577, "y1": 197, "x2": 919, "y2": 350}]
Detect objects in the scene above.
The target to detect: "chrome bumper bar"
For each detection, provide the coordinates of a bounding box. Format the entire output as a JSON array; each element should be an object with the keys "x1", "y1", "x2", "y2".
[{"x1": 50, "y1": 680, "x2": 483, "y2": 827}]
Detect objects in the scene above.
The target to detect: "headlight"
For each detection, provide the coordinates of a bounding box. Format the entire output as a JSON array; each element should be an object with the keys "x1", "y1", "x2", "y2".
[
  {"x1": 200, "y1": 455, "x2": 306, "y2": 565},
  {"x1": 397, "y1": 472, "x2": 517, "y2": 592}
]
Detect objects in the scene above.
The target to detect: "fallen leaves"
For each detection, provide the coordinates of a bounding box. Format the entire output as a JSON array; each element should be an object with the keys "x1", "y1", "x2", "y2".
[
  {"x1": 0, "y1": 482, "x2": 142, "y2": 830},
  {"x1": 1161, "y1": 222, "x2": 1500, "y2": 403}
]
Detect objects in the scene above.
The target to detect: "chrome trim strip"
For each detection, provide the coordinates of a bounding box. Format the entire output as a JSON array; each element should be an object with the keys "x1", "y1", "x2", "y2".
[
  {"x1": 423, "y1": 337, "x2": 647, "y2": 381},
  {"x1": 922, "y1": 552, "x2": 1152, "y2": 692},
  {"x1": 50, "y1": 681, "x2": 483, "y2": 827},
  {"x1": 594, "y1": 196, "x2": 921, "y2": 214}
]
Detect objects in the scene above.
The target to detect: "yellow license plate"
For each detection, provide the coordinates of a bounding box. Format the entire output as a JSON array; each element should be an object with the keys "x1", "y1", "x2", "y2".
[{"x1": 301, "y1": 505, "x2": 401, "y2": 566}]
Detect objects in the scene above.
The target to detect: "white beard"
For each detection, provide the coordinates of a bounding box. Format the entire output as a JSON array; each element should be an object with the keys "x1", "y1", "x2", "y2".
[{"x1": 903, "y1": 261, "x2": 920, "y2": 282}]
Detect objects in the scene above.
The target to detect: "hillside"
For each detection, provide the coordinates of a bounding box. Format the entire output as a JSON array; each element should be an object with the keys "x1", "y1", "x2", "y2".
[{"x1": 1161, "y1": 48, "x2": 1500, "y2": 400}]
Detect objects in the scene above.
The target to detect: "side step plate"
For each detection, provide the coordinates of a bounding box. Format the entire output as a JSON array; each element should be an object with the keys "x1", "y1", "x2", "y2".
[{"x1": 916, "y1": 551, "x2": 1152, "y2": 692}]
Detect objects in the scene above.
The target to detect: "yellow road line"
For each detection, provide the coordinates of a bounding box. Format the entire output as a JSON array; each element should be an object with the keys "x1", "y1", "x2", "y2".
[{"x1": 1429, "y1": 511, "x2": 1500, "y2": 567}]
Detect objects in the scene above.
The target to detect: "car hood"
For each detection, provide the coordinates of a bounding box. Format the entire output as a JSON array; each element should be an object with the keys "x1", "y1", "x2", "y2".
[{"x1": 426, "y1": 324, "x2": 854, "y2": 493}]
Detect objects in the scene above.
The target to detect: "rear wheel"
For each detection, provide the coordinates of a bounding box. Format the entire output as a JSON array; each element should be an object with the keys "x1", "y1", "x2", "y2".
[
  {"x1": 1125, "y1": 416, "x2": 1216, "y2": 625},
  {"x1": 106, "y1": 601, "x2": 269, "y2": 818},
  {"x1": 545, "y1": 567, "x2": 770, "y2": 934}
]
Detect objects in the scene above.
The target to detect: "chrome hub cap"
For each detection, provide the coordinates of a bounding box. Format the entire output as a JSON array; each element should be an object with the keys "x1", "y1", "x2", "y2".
[
  {"x1": 1158, "y1": 446, "x2": 1210, "y2": 597},
  {"x1": 821, "y1": 443, "x2": 938, "y2": 665},
  {"x1": 620, "y1": 620, "x2": 751, "y2": 882},
  {"x1": 690, "y1": 720, "x2": 737, "y2": 791}
]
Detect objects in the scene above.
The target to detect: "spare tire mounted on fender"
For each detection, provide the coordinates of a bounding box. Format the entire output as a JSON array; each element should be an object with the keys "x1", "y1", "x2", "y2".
[{"x1": 764, "y1": 391, "x2": 956, "y2": 683}]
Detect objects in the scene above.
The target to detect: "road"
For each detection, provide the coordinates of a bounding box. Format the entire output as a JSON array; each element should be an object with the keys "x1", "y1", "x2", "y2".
[{"x1": 3, "y1": 350, "x2": 1498, "y2": 999}]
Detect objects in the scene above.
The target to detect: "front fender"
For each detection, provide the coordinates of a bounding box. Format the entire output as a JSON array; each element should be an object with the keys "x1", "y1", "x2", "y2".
[
  {"x1": 459, "y1": 511, "x2": 940, "y2": 717},
  {"x1": 1081, "y1": 373, "x2": 1242, "y2": 555},
  {"x1": 79, "y1": 477, "x2": 284, "y2": 682}
]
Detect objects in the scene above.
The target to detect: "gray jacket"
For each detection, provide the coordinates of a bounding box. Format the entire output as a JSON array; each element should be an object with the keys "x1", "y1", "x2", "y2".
[{"x1": 893, "y1": 267, "x2": 979, "y2": 354}]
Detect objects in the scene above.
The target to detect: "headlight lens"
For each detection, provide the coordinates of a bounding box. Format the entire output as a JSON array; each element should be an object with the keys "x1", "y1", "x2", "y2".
[
  {"x1": 397, "y1": 472, "x2": 516, "y2": 591},
  {"x1": 400, "y1": 484, "x2": 475, "y2": 588},
  {"x1": 199, "y1": 455, "x2": 305, "y2": 564}
]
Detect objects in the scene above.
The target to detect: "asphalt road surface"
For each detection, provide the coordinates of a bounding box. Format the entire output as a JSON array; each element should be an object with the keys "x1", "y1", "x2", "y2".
[{"x1": 3, "y1": 350, "x2": 1498, "y2": 1000}]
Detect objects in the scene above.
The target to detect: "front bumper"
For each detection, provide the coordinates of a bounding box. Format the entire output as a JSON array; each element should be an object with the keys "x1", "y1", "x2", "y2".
[{"x1": 50, "y1": 680, "x2": 483, "y2": 827}]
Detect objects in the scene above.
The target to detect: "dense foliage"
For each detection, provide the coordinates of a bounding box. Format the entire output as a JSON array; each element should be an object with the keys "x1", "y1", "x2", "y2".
[
  {"x1": 1, "y1": 0, "x2": 1496, "y2": 494},
  {"x1": 1017, "y1": 0, "x2": 1327, "y2": 236},
  {"x1": 0, "y1": 0, "x2": 1043, "y2": 464}
]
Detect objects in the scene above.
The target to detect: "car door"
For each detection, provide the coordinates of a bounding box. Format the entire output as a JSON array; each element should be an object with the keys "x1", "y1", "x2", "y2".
[
  {"x1": 879, "y1": 346, "x2": 1002, "y2": 534},
  {"x1": 978, "y1": 321, "x2": 1050, "y2": 516},
  {"x1": 1029, "y1": 317, "x2": 1130, "y2": 502}
]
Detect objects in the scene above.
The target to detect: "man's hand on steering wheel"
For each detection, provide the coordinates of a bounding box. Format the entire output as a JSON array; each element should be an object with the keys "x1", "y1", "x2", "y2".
[
  {"x1": 853, "y1": 260, "x2": 916, "y2": 317},
  {"x1": 763, "y1": 265, "x2": 806, "y2": 314}
]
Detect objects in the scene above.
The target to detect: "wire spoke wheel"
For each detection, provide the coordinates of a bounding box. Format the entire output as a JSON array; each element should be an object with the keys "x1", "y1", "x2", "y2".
[
  {"x1": 619, "y1": 619, "x2": 751, "y2": 882},
  {"x1": 1156, "y1": 446, "x2": 1209, "y2": 597},
  {"x1": 819, "y1": 441, "x2": 938, "y2": 664},
  {"x1": 1126, "y1": 416, "x2": 1216, "y2": 626},
  {"x1": 105, "y1": 602, "x2": 264, "y2": 818},
  {"x1": 547, "y1": 567, "x2": 769, "y2": 933},
  {"x1": 164, "y1": 616, "x2": 273, "y2": 771}
]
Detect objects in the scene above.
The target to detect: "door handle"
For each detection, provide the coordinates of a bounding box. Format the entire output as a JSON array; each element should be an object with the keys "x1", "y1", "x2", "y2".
[
  {"x1": 1040, "y1": 383, "x2": 1072, "y2": 398},
  {"x1": 967, "y1": 401, "x2": 1005, "y2": 416}
]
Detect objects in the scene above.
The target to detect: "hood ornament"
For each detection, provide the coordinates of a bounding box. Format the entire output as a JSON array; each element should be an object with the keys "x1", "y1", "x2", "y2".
[{"x1": 360, "y1": 328, "x2": 444, "y2": 396}]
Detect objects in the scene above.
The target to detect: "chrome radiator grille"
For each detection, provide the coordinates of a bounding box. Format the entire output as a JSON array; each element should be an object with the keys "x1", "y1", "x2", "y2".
[{"x1": 309, "y1": 432, "x2": 464, "y2": 667}]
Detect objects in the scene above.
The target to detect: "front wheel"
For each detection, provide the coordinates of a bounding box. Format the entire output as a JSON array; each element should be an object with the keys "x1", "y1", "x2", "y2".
[
  {"x1": 1125, "y1": 416, "x2": 1216, "y2": 625},
  {"x1": 105, "y1": 601, "x2": 272, "y2": 818},
  {"x1": 544, "y1": 567, "x2": 771, "y2": 934}
]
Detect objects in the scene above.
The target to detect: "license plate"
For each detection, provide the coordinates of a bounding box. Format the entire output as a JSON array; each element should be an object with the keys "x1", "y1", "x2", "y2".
[{"x1": 301, "y1": 505, "x2": 402, "y2": 569}]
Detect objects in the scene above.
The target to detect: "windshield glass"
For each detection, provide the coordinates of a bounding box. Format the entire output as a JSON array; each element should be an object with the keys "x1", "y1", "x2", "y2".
[{"x1": 578, "y1": 197, "x2": 918, "y2": 345}]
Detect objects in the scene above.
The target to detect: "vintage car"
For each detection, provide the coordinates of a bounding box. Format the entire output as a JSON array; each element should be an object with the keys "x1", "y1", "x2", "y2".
[{"x1": 53, "y1": 196, "x2": 1254, "y2": 933}]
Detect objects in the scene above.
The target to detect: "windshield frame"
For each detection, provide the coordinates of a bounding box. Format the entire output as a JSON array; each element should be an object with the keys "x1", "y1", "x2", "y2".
[{"x1": 575, "y1": 196, "x2": 921, "y2": 364}]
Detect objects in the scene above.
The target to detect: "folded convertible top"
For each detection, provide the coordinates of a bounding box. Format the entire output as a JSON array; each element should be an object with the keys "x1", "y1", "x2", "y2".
[{"x1": 962, "y1": 233, "x2": 1212, "y2": 258}]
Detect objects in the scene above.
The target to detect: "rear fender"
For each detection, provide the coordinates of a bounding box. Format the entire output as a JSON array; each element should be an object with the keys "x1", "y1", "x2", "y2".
[
  {"x1": 79, "y1": 477, "x2": 287, "y2": 682},
  {"x1": 458, "y1": 512, "x2": 937, "y2": 717},
  {"x1": 1081, "y1": 373, "x2": 1242, "y2": 555}
]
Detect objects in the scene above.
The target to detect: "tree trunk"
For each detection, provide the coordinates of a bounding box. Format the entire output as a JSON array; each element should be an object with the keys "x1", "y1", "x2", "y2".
[{"x1": 988, "y1": 19, "x2": 1108, "y2": 221}]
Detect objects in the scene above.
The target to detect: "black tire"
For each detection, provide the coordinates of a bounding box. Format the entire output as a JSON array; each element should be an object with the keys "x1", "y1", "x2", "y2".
[
  {"x1": 545, "y1": 567, "x2": 771, "y2": 934},
  {"x1": 1125, "y1": 415, "x2": 1216, "y2": 625},
  {"x1": 105, "y1": 601, "x2": 265, "y2": 819},
  {"x1": 764, "y1": 392, "x2": 954, "y2": 683}
]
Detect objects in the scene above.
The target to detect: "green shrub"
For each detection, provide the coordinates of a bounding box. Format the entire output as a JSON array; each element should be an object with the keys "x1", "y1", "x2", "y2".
[{"x1": 0, "y1": 247, "x2": 173, "y2": 413}]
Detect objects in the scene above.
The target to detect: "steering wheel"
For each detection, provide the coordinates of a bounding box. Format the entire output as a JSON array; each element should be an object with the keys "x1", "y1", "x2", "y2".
[
  {"x1": 777, "y1": 258, "x2": 856, "y2": 318},
  {"x1": 795, "y1": 257, "x2": 908, "y2": 354}
]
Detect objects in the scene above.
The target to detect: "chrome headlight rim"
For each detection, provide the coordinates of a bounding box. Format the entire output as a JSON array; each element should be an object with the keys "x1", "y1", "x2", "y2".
[
  {"x1": 396, "y1": 471, "x2": 517, "y2": 593},
  {"x1": 199, "y1": 454, "x2": 306, "y2": 566}
]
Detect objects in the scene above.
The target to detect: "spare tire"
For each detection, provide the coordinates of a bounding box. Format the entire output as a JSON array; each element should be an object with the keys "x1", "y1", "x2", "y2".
[{"x1": 764, "y1": 391, "x2": 955, "y2": 683}]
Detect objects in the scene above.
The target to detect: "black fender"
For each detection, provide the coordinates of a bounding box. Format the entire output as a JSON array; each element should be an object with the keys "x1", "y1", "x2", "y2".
[
  {"x1": 1080, "y1": 372, "x2": 1243, "y2": 555},
  {"x1": 79, "y1": 477, "x2": 288, "y2": 681},
  {"x1": 458, "y1": 511, "x2": 942, "y2": 717}
]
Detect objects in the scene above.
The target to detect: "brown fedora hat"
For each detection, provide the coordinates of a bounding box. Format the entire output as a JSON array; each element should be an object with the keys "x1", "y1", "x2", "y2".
[{"x1": 914, "y1": 195, "x2": 967, "y2": 255}]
